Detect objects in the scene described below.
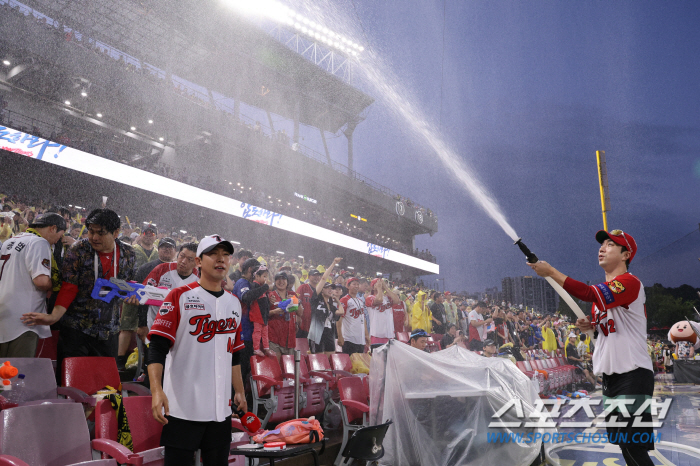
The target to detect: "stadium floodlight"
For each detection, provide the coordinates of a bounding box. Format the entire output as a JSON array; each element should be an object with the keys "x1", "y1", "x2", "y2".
[
  {"x1": 159, "y1": 137, "x2": 164, "y2": 141},
  {"x1": 74, "y1": 205, "x2": 82, "y2": 209},
  {"x1": 224, "y1": 0, "x2": 364, "y2": 56},
  {"x1": 148, "y1": 119, "x2": 153, "y2": 124},
  {"x1": 180, "y1": 230, "x2": 187, "y2": 234},
  {"x1": 2, "y1": 60, "x2": 10, "y2": 66},
  {"x1": 130, "y1": 126, "x2": 136, "y2": 131},
  {"x1": 276, "y1": 251, "x2": 285, "y2": 255},
  {"x1": 81, "y1": 91, "x2": 87, "y2": 97},
  {"x1": 96, "y1": 113, "x2": 103, "y2": 118},
  {"x1": 347, "y1": 266, "x2": 354, "y2": 270},
  {"x1": 298, "y1": 255, "x2": 304, "y2": 259},
  {"x1": 231, "y1": 241, "x2": 241, "y2": 245},
  {"x1": 64, "y1": 100, "x2": 71, "y2": 105}
]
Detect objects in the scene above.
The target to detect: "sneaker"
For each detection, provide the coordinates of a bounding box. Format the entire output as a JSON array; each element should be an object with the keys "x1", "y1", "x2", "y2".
[
  {"x1": 263, "y1": 349, "x2": 276, "y2": 357},
  {"x1": 253, "y1": 350, "x2": 265, "y2": 358}
]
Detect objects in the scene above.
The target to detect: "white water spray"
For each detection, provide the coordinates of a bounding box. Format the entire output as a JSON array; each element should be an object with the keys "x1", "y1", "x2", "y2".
[{"x1": 358, "y1": 60, "x2": 520, "y2": 242}]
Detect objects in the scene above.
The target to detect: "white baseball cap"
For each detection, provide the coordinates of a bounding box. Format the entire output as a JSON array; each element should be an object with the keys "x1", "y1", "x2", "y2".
[{"x1": 196, "y1": 235, "x2": 235, "y2": 257}]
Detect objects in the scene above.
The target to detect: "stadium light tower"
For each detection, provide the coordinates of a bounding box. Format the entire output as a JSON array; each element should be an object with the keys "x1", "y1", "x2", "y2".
[{"x1": 224, "y1": 0, "x2": 363, "y2": 81}]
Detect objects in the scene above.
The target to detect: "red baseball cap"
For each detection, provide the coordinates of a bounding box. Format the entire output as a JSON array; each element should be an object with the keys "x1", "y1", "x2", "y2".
[
  {"x1": 346, "y1": 277, "x2": 359, "y2": 286},
  {"x1": 595, "y1": 229, "x2": 637, "y2": 262},
  {"x1": 370, "y1": 278, "x2": 381, "y2": 289}
]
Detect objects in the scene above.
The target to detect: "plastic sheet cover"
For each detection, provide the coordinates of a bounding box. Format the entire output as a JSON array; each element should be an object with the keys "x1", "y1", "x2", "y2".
[{"x1": 369, "y1": 341, "x2": 542, "y2": 466}]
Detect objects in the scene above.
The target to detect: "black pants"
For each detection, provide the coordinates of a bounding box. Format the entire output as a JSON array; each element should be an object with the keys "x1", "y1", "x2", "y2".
[
  {"x1": 240, "y1": 340, "x2": 253, "y2": 394},
  {"x1": 57, "y1": 326, "x2": 118, "y2": 382},
  {"x1": 161, "y1": 415, "x2": 232, "y2": 466},
  {"x1": 602, "y1": 367, "x2": 655, "y2": 466},
  {"x1": 342, "y1": 341, "x2": 365, "y2": 355},
  {"x1": 164, "y1": 446, "x2": 229, "y2": 466}
]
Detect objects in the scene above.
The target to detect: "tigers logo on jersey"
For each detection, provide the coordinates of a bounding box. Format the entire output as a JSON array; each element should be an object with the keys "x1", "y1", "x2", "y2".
[
  {"x1": 42, "y1": 259, "x2": 50, "y2": 269},
  {"x1": 160, "y1": 302, "x2": 174, "y2": 315},
  {"x1": 609, "y1": 280, "x2": 626, "y2": 294}
]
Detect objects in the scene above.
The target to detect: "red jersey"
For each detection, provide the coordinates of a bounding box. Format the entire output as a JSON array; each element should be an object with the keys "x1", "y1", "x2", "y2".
[{"x1": 268, "y1": 289, "x2": 298, "y2": 349}]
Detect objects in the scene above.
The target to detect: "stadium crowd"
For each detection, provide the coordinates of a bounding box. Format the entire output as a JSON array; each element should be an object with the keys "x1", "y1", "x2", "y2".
[{"x1": 0, "y1": 191, "x2": 668, "y2": 401}]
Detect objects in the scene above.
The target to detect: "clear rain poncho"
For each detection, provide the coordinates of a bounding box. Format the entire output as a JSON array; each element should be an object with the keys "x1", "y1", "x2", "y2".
[{"x1": 369, "y1": 341, "x2": 543, "y2": 466}]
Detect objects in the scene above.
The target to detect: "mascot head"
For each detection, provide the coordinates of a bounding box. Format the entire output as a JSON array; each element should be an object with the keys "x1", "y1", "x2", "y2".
[{"x1": 669, "y1": 321, "x2": 698, "y2": 344}]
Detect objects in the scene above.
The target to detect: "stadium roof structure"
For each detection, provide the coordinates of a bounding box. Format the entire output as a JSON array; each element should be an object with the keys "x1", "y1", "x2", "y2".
[{"x1": 22, "y1": 0, "x2": 373, "y2": 133}]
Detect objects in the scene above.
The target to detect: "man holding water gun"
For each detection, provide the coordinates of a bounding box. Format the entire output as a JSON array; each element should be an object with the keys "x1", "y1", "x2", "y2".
[{"x1": 22, "y1": 208, "x2": 137, "y2": 367}]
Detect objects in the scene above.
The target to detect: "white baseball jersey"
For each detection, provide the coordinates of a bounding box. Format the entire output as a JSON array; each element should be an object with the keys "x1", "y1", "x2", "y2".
[
  {"x1": 339, "y1": 294, "x2": 366, "y2": 345},
  {"x1": 148, "y1": 282, "x2": 244, "y2": 422},
  {"x1": 0, "y1": 232, "x2": 52, "y2": 342},
  {"x1": 365, "y1": 295, "x2": 395, "y2": 339},
  {"x1": 565, "y1": 273, "x2": 653, "y2": 376},
  {"x1": 144, "y1": 262, "x2": 198, "y2": 332}
]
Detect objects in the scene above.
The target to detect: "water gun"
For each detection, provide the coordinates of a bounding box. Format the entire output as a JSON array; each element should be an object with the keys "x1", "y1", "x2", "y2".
[
  {"x1": 277, "y1": 296, "x2": 299, "y2": 321},
  {"x1": 0, "y1": 361, "x2": 18, "y2": 390},
  {"x1": 92, "y1": 277, "x2": 169, "y2": 306},
  {"x1": 235, "y1": 409, "x2": 262, "y2": 433}
]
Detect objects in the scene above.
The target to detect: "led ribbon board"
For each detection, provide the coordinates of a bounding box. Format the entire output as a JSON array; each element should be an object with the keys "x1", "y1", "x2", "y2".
[{"x1": 0, "y1": 126, "x2": 439, "y2": 274}]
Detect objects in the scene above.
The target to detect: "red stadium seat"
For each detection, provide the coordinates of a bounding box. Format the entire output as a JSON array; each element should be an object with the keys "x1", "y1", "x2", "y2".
[
  {"x1": 362, "y1": 376, "x2": 370, "y2": 403},
  {"x1": 330, "y1": 353, "x2": 355, "y2": 376},
  {"x1": 336, "y1": 377, "x2": 370, "y2": 466},
  {"x1": 395, "y1": 332, "x2": 410, "y2": 344},
  {"x1": 279, "y1": 355, "x2": 326, "y2": 419},
  {"x1": 250, "y1": 355, "x2": 296, "y2": 428},
  {"x1": 95, "y1": 396, "x2": 249, "y2": 465},
  {"x1": 306, "y1": 353, "x2": 347, "y2": 392},
  {"x1": 62, "y1": 357, "x2": 150, "y2": 401}
]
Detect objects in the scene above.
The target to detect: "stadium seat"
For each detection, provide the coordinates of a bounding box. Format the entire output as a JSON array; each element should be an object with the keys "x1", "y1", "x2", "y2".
[
  {"x1": 426, "y1": 340, "x2": 441, "y2": 353},
  {"x1": 250, "y1": 355, "x2": 296, "y2": 428},
  {"x1": 329, "y1": 353, "x2": 356, "y2": 377},
  {"x1": 95, "y1": 396, "x2": 164, "y2": 465},
  {"x1": 515, "y1": 361, "x2": 546, "y2": 394},
  {"x1": 4, "y1": 357, "x2": 82, "y2": 404},
  {"x1": 336, "y1": 421, "x2": 392, "y2": 466},
  {"x1": 306, "y1": 353, "x2": 345, "y2": 392},
  {"x1": 431, "y1": 333, "x2": 444, "y2": 343},
  {"x1": 336, "y1": 377, "x2": 370, "y2": 466},
  {"x1": 556, "y1": 357, "x2": 583, "y2": 383},
  {"x1": 395, "y1": 332, "x2": 410, "y2": 344},
  {"x1": 362, "y1": 376, "x2": 370, "y2": 403},
  {"x1": 279, "y1": 355, "x2": 325, "y2": 418},
  {"x1": 295, "y1": 338, "x2": 309, "y2": 355},
  {"x1": 62, "y1": 357, "x2": 151, "y2": 405},
  {"x1": 0, "y1": 403, "x2": 141, "y2": 466}
]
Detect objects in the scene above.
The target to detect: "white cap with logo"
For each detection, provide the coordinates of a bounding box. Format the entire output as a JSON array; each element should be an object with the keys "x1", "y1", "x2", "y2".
[{"x1": 196, "y1": 235, "x2": 235, "y2": 257}]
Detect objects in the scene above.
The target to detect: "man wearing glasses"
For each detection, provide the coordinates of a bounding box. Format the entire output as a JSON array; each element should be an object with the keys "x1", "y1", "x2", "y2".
[
  {"x1": 22, "y1": 208, "x2": 137, "y2": 367},
  {"x1": 528, "y1": 229, "x2": 654, "y2": 466},
  {"x1": 143, "y1": 242, "x2": 199, "y2": 334}
]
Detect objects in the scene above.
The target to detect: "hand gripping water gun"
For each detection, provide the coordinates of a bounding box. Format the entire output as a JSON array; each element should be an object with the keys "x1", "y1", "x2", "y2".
[
  {"x1": 0, "y1": 361, "x2": 18, "y2": 390},
  {"x1": 277, "y1": 296, "x2": 299, "y2": 321},
  {"x1": 91, "y1": 277, "x2": 169, "y2": 306}
]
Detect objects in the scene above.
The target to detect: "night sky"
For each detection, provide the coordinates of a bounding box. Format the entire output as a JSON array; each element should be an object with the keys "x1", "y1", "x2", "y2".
[{"x1": 338, "y1": 1, "x2": 700, "y2": 292}]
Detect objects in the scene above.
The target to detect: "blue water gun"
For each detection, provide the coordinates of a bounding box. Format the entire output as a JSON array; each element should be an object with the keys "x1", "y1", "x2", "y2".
[
  {"x1": 91, "y1": 277, "x2": 169, "y2": 306},
  {"x1": 277, "y1": 296, "x2": 299, "y2": 321}
]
